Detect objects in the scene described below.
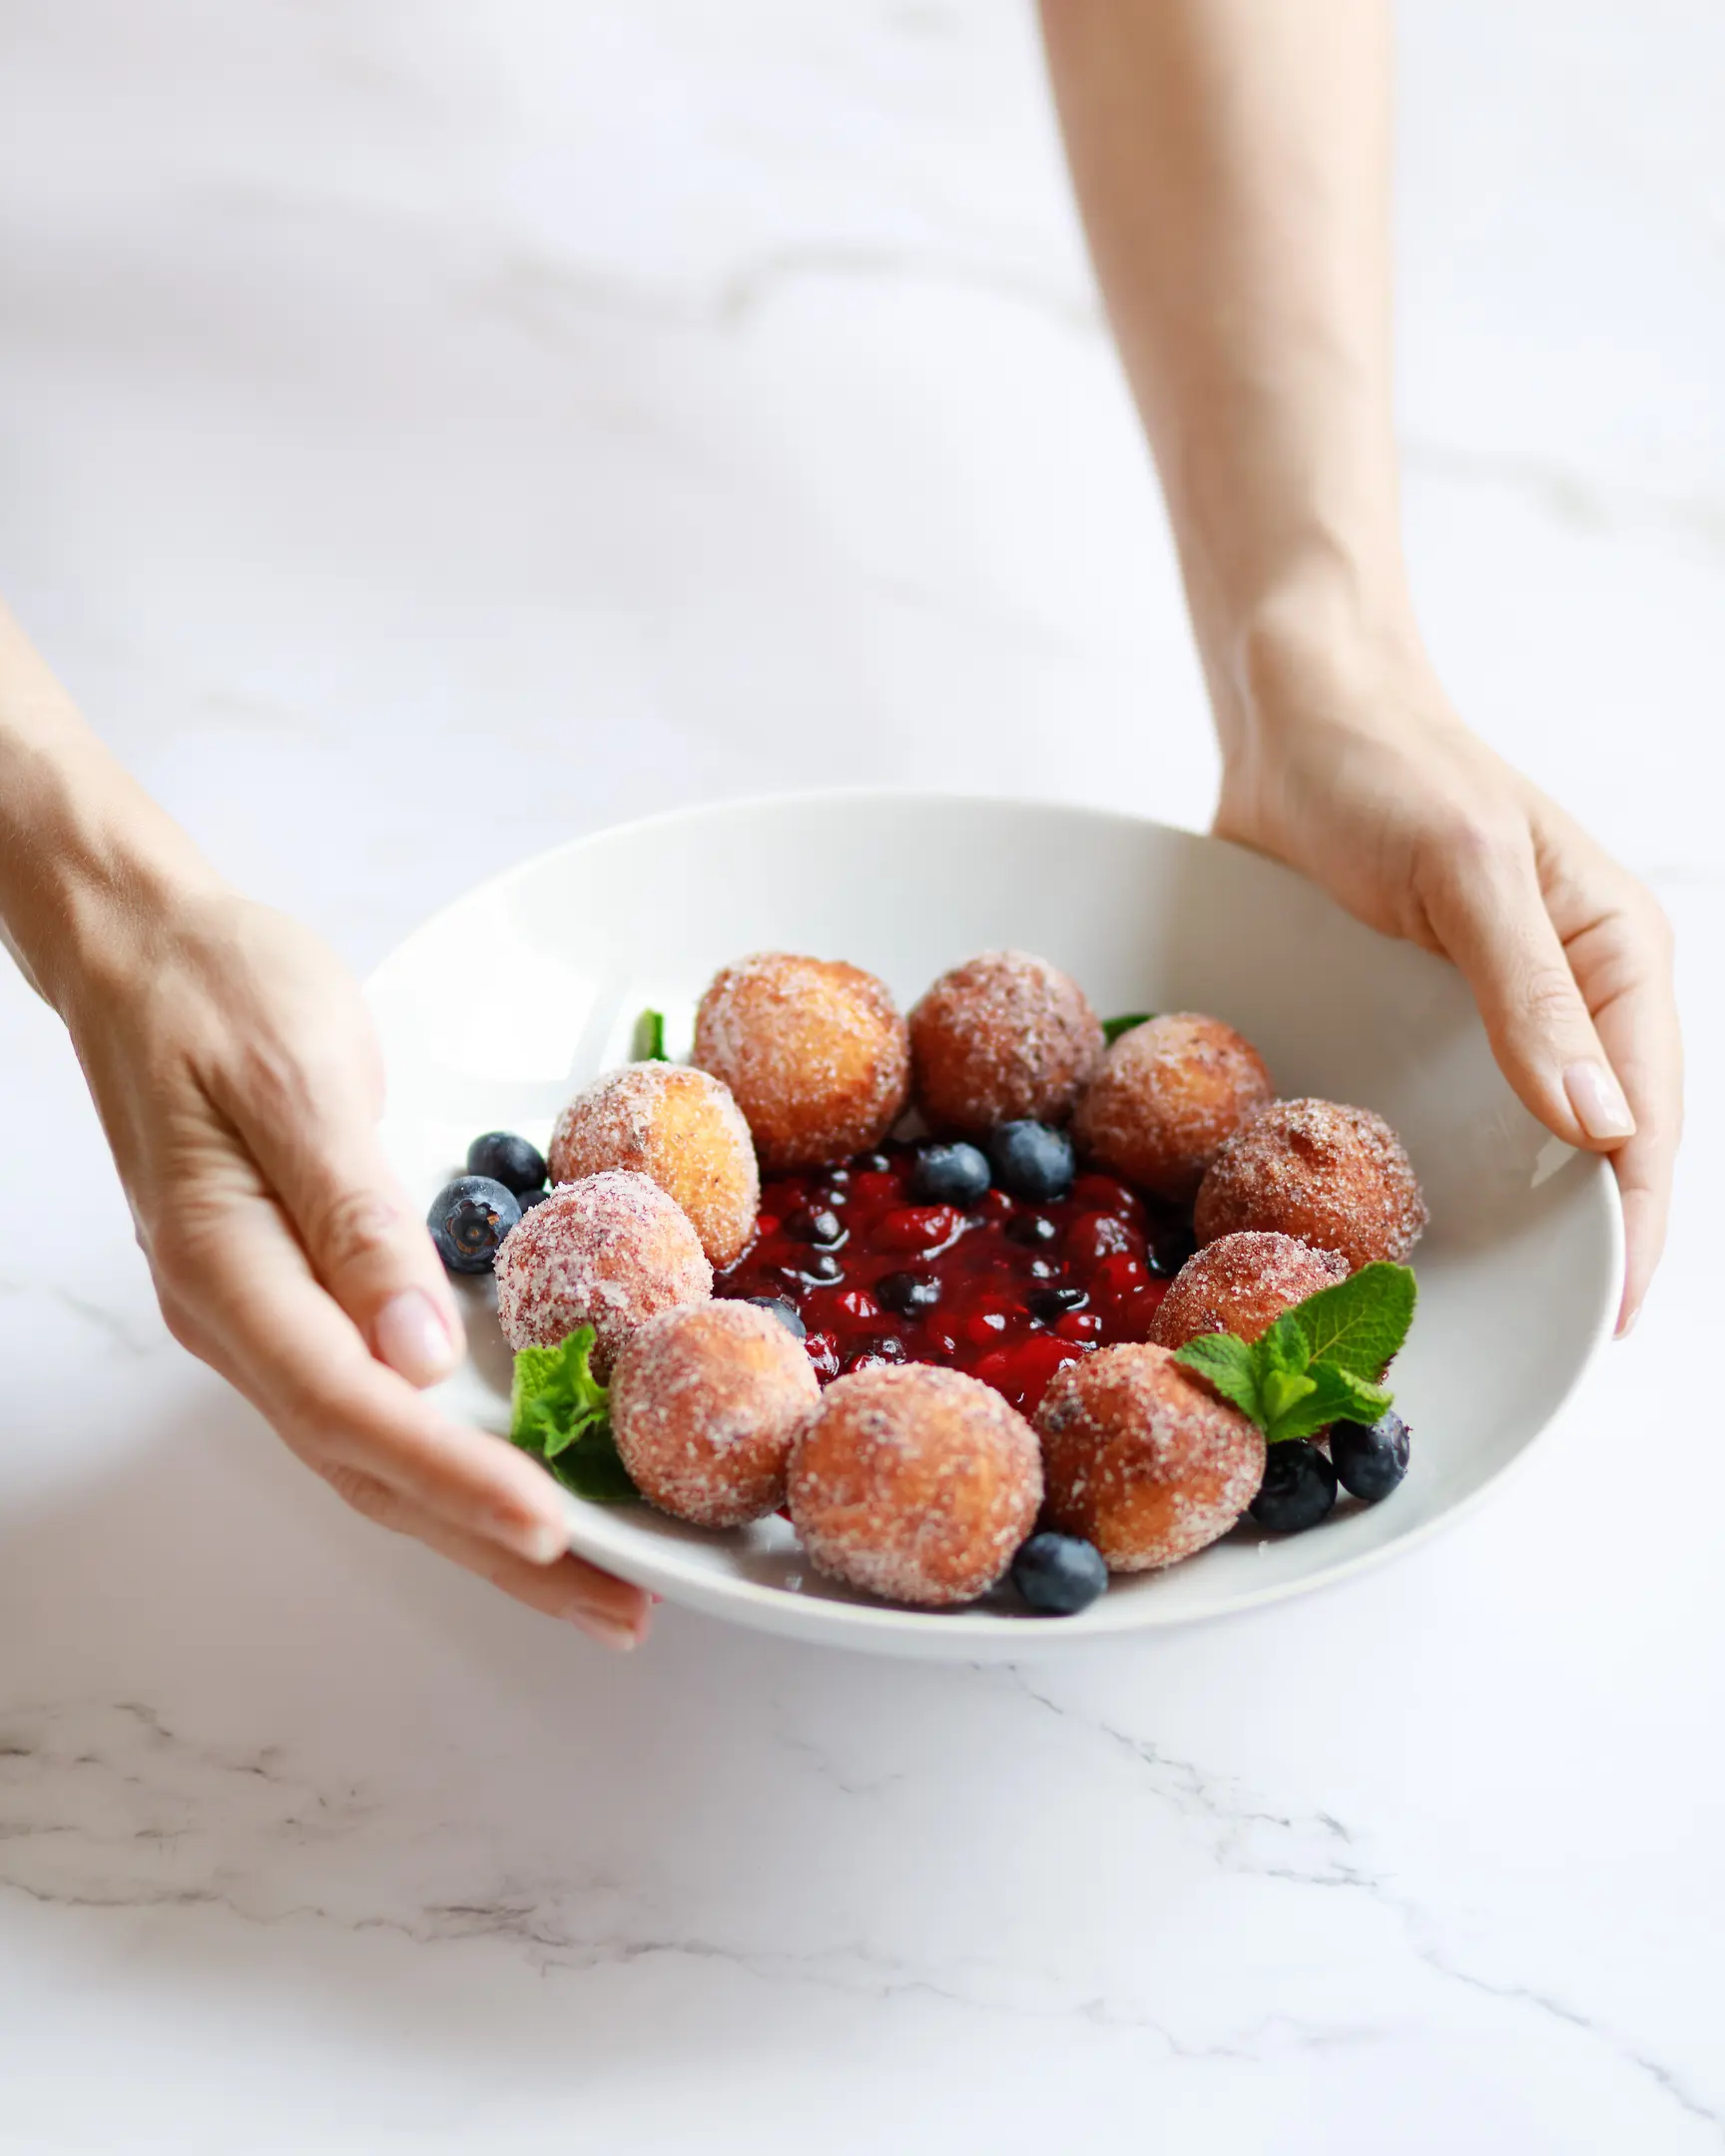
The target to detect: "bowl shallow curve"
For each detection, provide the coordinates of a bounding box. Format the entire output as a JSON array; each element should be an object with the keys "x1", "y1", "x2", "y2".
[{"x1": 368, "y1": 791, "x2": 1622, "y2": 1660}]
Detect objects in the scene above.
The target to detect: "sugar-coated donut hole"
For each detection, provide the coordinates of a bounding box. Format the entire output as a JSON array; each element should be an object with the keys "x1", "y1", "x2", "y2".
[
  {"x1": 1148, "y1": 1232, "x2": 1350, "y2": 1350},
  {"x1": 1072, "y1": 1012, "x2": 1273, "y2": 1204},
  {"x1": 909, "y1": 949, "x2": 1104, "y2": 1133},
  {"x1": 1036, "y1": 1343, "x2": 1266, "y2": 1571},
  {"x1": 693, "y1": 952, "x2": 910, "y2": 1173},
  {"x1": 787, "y1": 1363, "x2": 1043, "y2": 1607},
  {"x1": 1193, "y1": 1099, "x2": 1427, "y2": 1273},
  {"x1": 549, "y1": 1062, "x2": 760, "y2": 1269},
  {"x1": 610, "y1": 1301, "x2": 821, "y2": 1528},
  {"x1": 493, "y1": 1169, "x2": 712, "y2": 1375}
]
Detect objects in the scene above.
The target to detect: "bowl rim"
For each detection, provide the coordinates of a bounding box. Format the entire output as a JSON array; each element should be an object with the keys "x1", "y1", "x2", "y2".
[{"x1": 368, "y1": 787, "x2": 1626, "y2": 1645}]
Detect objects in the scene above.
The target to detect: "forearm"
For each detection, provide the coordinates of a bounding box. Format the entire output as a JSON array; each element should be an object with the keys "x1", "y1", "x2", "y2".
[
  {"x1": 0, "y1": 602, "x2": 220, "y2": 1011},
  {"x1": 1040, "y1": 0, "x2": 1419, "y2": 745}
]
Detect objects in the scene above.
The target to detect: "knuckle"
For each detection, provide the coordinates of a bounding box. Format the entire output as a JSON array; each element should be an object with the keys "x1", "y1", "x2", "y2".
[
  {"x1": 305, "y1": 1185, "x2": 403, "y2": 1278},
  {"x1": 157, "y1": 1290, "x2": 207, "y2": 1357},
  {"x1": 321, "y1": 1460, "x2": 409, "y2": 1533},
  {"x1": 1630, "y1": 887, "x2": 1675, "y2": 961},
  {"x1": 1519, "y1": 963, "x2": 1584, "y2": 1031}
]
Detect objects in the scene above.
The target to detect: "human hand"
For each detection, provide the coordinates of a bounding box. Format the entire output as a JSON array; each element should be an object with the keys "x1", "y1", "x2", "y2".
[
  {"x1": 1214, "y1": 637, "x2": 1680, "y2": 1335},
  {"x1": 58, "y1": 886, "x2": 652, "y2": 1646}
]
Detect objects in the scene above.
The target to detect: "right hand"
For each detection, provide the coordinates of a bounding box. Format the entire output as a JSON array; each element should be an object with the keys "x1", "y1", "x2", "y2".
[{"x1": 59, "y1": 883, "x2": 651, "y2": 1648}]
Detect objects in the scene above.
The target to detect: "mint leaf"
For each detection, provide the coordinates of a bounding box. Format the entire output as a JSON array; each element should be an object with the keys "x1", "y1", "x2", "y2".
[
  {"x1": 1102, "y1": 1012, "x2": 1154, "y2": 1046},
  {"x1": 1174, "y1": 1333, "x2": 1263, "y2": 1422},
  {"x1": 1261, "y1": 1367, "x2": 1318, "y2": 1425},
  {"x1": 545, "y1": 1428, "x2": 640, "y2": 1504},
  {"x1": 1266, "y1": 1362, "x2": 1393, "y2": 1447},
  {"x1": 632, "y1": 1008, "x2": 669, "y2": 1061},
  {"x1": 509, "y1": 1329, "x2": 637, "y2": 1504},
  {"x1": 1286, "y1": 1263, "x2": 1417, "y2": 1380},
  {"x1": 1257, "y1": 1312, "x2": 1311, "y2": 1382}
]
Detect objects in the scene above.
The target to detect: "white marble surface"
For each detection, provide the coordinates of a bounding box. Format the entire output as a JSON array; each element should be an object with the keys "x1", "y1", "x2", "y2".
[{"x1": 1, "y1": 3, "x2": 1721, "y2": 2148}]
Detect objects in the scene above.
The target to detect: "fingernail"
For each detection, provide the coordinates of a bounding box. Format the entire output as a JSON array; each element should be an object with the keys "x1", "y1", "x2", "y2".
[
  {"x1": 1563, "y1": 1061, "x2": 1635, "y2": 1144},
  {"x1": 498, "y1": 1509, "x2": 570, "y2": 1566},
  {"x1": 565, "y1": 1605, "x2": 644, "y2": 1651},
  {"x1": 374, "y1": 1287, "x2": 459, "y2": 1385},
  {"x1": 1615, "y1": 1300, "x2": 1640, "y2": 1341}
]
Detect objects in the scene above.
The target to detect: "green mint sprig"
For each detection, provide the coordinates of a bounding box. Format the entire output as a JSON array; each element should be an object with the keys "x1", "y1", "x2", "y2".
[
  {"x1": 1174, "y1": 1262, "x2": 1416, "y2": 1447},
  {"x1": 632, "y1": 1008, "x2": 669, "y2": 1061},
  {"x1": 1102, "y1": 1012, "x2": 1155, "y2": 1046},
  {"x1": 509, "y1": 1327, "x2": 639, "y2": 1502}
]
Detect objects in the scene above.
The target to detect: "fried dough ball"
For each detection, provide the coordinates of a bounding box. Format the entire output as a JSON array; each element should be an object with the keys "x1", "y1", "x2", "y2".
[
  {"x1": 548, "y1": 1062, "x2": 760, "y2": 1269},
  {"x1": 1193, "y1": 1099, "x2": 1428, "y2": 1273},
  {"x1": 693, "y1": 952, "x2": 910, "y2": 1173},
  {"x1": 787, "y1": 1363, "x2": 1043, "y2": 1607},
  {"x1": 1072, "y1": 1013, "x2": 1273, "y2": 1203},
  {"x1": 609, "y1": 1300, "x2": 820, "y2": 1528},
  {"x1": 1148, "y1": 1232, "x2": 1349, "y2": 1351},
  {"x1": 908, "y1": 949, "x2": 1104, "y2": 1133},
  {"x1": 494, "y1": 1169, "x2": 711, "y2": 1375},
  {"x1": 1035, "y1": 1343, "x2": 1265, "y2": 1572}
]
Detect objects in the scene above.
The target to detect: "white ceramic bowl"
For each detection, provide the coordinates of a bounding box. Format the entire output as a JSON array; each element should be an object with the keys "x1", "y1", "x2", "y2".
[{"x1": 369, "y1": 793, "x2": 1621, "y2": 1659}]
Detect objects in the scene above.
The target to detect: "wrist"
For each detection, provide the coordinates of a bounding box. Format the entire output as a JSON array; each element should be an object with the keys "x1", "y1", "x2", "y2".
[
  {"x1": 0, "y1": 743, "x2": 222, "y2": 1027},
  {"x1": 1201, "y1": 557, "x2": 1449, "y2": 770}
]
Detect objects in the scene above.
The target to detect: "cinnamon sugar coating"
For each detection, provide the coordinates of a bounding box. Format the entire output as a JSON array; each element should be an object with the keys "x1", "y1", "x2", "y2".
[
  {"x1": 549, "y1": 1062, "x2": 759, "y2": 1269},
  {"x1": 693, "y1": 952, "x2": 910, "y2": 1173},
  {"x1": 1148, "y1": 1232, "x2": 1349, "y2": 1351},
  {"x1": 787, "y1": 1363, "x2": 1042, "y2": 1607},
  {"x1": 610, "y1": 1300, "x2": 820, "y2": 1528},
  {"x1": 1193, "y1": 1099, "x2": 1427, "y2": 1273},
  {"x1": 493, "y1": 1169, "x2": 712, "y2": 1375},
  {"x1": 1072, "y1": 1013, "x2": 1273, "y2": 1203},
  {"x1": 908, "y1": 949, "x2": 1104, "y2": 1133},
  {"x1": 1035, "y1": 1343, "x2": 1265, "y2": 1571}
]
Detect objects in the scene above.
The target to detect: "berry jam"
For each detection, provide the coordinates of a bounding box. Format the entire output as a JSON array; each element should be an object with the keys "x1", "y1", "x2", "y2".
[{"x1": 716, "y1": 1143, "x2": 1194, "y2": 1416}]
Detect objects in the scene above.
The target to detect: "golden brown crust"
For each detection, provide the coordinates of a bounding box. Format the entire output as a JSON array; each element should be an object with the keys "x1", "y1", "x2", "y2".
[
  {"x1": 692, "y1": 952, "x2": 910, "y2": 1172},
  {"x1": 1193, "y1": 1099, "x2": 1428, "y2": 1273},
  {"x1": 610, "y1": 1301, "x2": 820, "y2": 1528},
  {"x1": 1035, "y1": 1343, "x2": 1264, "y2": 1571},
  {"x1": 549, "y1": 1062, "x2": 760, "y2": 1269},
  {"x1": 787, "y1": 1363, "x2": 1043, "y2": 1607},
  {"x1": 1148, "y1": 1232, "x2": 1350, "y2": 1350},
  {"x1": 1072, "y1": 1013, "x2": 1273, "y2": 1203},
  {"x1": 493, "y1": 1170, "x2": 712, "y2": 1376},
  {"x1": 908, "y1": 949, "x2": 1104, "y2": 1132}
]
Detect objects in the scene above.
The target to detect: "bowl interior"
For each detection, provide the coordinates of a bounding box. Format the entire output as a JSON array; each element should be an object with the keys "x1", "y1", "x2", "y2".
[{"x1": 369, "y1": 793, "x2": 1621, "y2": 1658}]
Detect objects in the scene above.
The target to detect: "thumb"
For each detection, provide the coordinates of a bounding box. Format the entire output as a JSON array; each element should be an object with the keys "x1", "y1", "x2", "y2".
[
  {"x1": 245, "y1": 1103, "x2": 468, "y2": 1389},
  {"x1": 1421, "y1": 829, "x2": 1636, "y2": 1155}
]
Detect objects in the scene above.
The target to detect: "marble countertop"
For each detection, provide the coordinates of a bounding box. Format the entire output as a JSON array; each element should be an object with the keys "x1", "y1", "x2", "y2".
[{"x1": 2, "y1": 3, "x2": 1720, "y2": 2149}]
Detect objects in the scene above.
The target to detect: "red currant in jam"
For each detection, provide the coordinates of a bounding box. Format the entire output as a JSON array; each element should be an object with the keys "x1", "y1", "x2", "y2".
[{"x1": 715, "y1": 1141, "x2": 1179, "y2": 1413}]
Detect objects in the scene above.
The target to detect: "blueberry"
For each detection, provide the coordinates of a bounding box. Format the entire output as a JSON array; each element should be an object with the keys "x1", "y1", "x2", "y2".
[
  {"x1": 1011, "y1": 1532, "x2": 1108, "y2": 1616},
  {"x1": 745, "y1": 1295, "x2": 807, "y2": 1342},
  {"x1": 855, "y1": 1152, "x2": 894, "y2": 1175},
  {"x1": 427, "y1": 1175, "x2": 521, "y2": 1275},
  {"x1": 1248, "y1": 1440, "x2": 1338, "y2": 1533},
  {"x1": 989, "y1": 1122, "x2": 1075, "y2": 1204},
  {"x1": 785, "y1": 1251, "x2": 843, "y2": 1286},
  {"x1": 787, "y1": 1206, "x2": 845, "y2": 1248},
  {"x1": 1006, "y1": 1212, "x2": 1059, "y2": 1249},
  {"x1": 876, "y1": 1271, "x2": 941, "y2": 1317},
  {"x1": 1028, "y1": 1285, "x2": 1088, "y2": 1325},
  {"x1": 516, "y1": 1186, "x2": 551, "y2": 1214},
  {"x1": 911, "y1": 1141, "x2": 992, "y2": 1206},
  {"x1": 1330, "y1": 1410, "x2": 1411, "y2": 1501},
  {"x1": 463, "y1": 1131, "x2": 547, "y2": 1198}
]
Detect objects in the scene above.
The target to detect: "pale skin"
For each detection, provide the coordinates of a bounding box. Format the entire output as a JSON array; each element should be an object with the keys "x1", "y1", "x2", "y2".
[{"x1": 0, "y1": 0, "x2": 1679, "y2": 1636}]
